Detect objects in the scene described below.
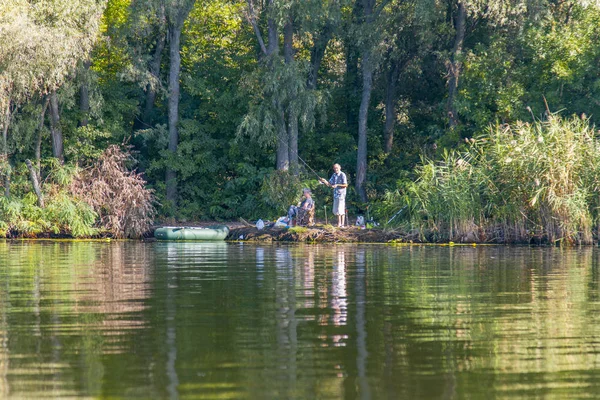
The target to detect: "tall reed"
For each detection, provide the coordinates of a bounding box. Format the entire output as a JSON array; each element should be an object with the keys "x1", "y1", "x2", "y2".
[
  {"x1": 406, "y1": 115, "x2": 600, "y2": 244},
  {"x1": 407, "y1": 149, "x2": 485, "y2": 241}
]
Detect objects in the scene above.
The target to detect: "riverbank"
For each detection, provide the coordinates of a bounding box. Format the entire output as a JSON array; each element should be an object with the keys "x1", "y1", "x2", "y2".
[
  {"x1": 1, "y1": 220, "x2": 408, "y2": 243},
  {"x1": 1, "y1": 219, "x2": 580, "y2": 245},
  {"x1": 147, "y1": 220, "x2": 411, "y2": 243},
  {"x1": 217, "y1": 221, "x2": 577, "y2": 245},
  {"x1": 226, "y1": 224, "x2": 416, "y2": 243}
]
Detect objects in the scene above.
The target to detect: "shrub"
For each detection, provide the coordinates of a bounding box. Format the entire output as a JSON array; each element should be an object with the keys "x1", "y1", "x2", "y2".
[
  {"x1": 260, "y1": 170, "x2": 306, "y2": 217},
  {"x1": 44, "y1": 192, "x2": 98, "y2": 237},
  {"x1": 0, "y1": 191, "x2": 97, "y2": 238},
  {"x1": 70, "y1": 145, "x2": 156, "y2": 238}
]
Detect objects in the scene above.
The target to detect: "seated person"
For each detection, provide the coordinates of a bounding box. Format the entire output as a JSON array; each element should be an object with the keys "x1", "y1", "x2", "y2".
[{"x1": 288, "y1": 188, "x2": 315, "y2": 226}]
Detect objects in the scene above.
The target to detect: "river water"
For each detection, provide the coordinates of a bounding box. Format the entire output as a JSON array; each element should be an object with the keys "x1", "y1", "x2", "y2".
[{"x1": 1, "y1": 241, "x2": 600, "y2": 399}]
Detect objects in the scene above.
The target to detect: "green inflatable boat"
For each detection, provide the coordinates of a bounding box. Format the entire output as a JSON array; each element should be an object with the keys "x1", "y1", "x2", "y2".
[{"x1": 154, "y1": 225, "x2": 229, "y2": 241}]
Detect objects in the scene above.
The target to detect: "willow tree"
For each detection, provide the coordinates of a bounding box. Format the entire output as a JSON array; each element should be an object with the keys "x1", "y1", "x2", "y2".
[
  {"x1": 240, "y1": 0, "x2": 320, "y2": 172},
  {"x1": 0, "y1": 0, "x2": 105, "y2": 194},
  {"x1": 241, "y1": 0, "x2": 289, "y2": 171},
  {"x1": 290, "y1": 0, "x2": 348, "y2": 174},
  {"x1": 124, "y1": 0, "x2": 168, "y2": 130}
]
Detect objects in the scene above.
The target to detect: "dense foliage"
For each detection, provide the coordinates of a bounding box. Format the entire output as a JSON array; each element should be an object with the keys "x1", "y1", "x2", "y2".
[
  {"x1": 403, "y1": 115, "x2": 600, "y2": 244},
  {"x1": 2, "y1": 0, "x2": 600, "y2": 241}
]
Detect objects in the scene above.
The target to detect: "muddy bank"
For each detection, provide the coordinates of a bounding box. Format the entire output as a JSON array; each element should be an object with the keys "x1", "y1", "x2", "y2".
[{"x1": 226, "y1": 224, "x2": 416, "y2": 243}]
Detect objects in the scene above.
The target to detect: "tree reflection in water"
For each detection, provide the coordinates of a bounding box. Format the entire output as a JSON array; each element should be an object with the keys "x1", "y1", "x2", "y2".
[
  {"x1": 2, "y1": 244, "x2": 600, "y2": 398},
  {"x1": 0, "y1": 240, "x2": 154, "y2": 398}
]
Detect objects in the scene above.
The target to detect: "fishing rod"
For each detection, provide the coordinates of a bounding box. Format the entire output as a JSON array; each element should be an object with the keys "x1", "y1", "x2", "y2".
[{"x1": 387, "y1": 206, "x2": 407, "y2": 225}]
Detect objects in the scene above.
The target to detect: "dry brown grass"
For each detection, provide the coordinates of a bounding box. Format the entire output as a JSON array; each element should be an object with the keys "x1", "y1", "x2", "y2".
[{"x1": 70, "y1": 145, "x2": 156, "y2": 238}]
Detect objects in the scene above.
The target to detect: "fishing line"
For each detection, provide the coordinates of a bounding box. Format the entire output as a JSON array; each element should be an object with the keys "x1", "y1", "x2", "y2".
[
  {"x1": 274, "y1": 127, "x2": 325, "y2": 182},
  {"x1": 295, "y1": 149, "x2": 323, "y2": 180}
]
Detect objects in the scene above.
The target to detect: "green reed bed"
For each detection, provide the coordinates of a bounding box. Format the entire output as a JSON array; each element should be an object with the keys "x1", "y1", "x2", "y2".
[{"x1": 405, "y1": 115, "x2": 600, "y2": 244}]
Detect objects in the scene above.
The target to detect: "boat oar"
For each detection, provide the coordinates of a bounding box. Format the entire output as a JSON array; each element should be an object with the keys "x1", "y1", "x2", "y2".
[
  {"x1": 172, "y1": 226, "x2": 192, "y2": 232},
  {"x1": 324, "y1": 205, "x2": 328, "y2": 225}
]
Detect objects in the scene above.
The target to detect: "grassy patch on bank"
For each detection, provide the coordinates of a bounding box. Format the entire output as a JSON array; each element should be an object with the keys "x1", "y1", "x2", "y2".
[{"x1": 287, "y1": 226, "x2": 309, "y2": 234}]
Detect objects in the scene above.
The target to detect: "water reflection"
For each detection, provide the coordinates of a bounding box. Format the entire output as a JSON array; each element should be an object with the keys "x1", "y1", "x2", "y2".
[
  {"x1": 355, "y1": 248, "x2": 371, "y2": 400},
  {"x1": 256, "y1": 247, "x2": 264, "y2": 284},
  {"x1": 2, "y1": 243, "x2": 600, "y2": 398},
  {"x1": 0, "y1": 241, "x2": 154, "y2": 398},
  {"x1": 1, "y1": 292, "x2": 7, "y2": 399},
  {"x1": 298, "y1": 247, "x2": 314, "y2": 309},
  {"x1": 158, "y1": 241, "x2": 229, "y2": 269},
  {"x1": 331, "y1": 249, "x2": 347, "y2": 328}
]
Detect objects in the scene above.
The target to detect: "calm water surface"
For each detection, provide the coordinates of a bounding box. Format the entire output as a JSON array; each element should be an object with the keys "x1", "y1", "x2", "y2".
[{"x1": 1, "y1": 241, "x2": 600, "y2": 399}]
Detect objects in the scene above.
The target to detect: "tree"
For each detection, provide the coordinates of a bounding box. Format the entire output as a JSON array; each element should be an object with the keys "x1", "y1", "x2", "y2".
[
  {"x1": 444, "y1": 0, "x2": 532, "y2": 129},
  {"x1": 0, "y1": 0, "x2": 106, "y2": 189},
  {"x1": 243, "y1": 0, "x2": 290, "y2": 171},
  {"x1": 380, "y1": 0, "x2": 429, "y2": 154},
  {"x1": 124, "y1": 0, "x2": 168, "y2": 130},
  {"x1": 165, "y1": 0, "x2": 197, "y2": 208},
  {"x1": 446, "y1": 1, "x2": 465, "y2": 129},
  {"x1": 354, "y1": 0, "x2": 391, "y2": 203}
]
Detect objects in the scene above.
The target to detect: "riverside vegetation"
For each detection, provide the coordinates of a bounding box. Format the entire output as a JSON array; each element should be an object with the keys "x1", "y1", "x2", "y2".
[
  {"x1": 399, "y1": 115, "x2": 600, "y2": 245},
  {"x1": 2, "y1": 1, "x2": 600, "y2": 243}
]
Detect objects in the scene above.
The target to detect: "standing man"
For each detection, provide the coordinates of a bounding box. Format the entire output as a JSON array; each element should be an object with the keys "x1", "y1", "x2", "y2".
[{"x1": 319, "y1": 163, "x2": 348, "y2": 227}]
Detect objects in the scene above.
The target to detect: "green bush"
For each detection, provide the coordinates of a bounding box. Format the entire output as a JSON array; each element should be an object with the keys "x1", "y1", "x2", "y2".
[{"x1": 0, "y1": 192, "x2": 97, "y2": 238}]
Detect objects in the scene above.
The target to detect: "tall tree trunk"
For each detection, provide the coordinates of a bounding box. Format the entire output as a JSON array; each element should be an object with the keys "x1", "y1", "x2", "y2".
[
  {"x1": 79, "y1": 60, "x2": 91, "y2": 127},
  {"x1": 287, "y1": 112, "x2": 298, "y2": 174},
  {"x1": 384, "y1": 60, "x2": 399, "y2": 154},
  {"x1": 36, "y1": 98, "x2": 49, "y2": 175},
  {"x1": 266, "y1": 1, "x2": 278, "y2": 56},
  {"x1": 345, "y1": 1, "x2": 363, "y2": 136},
  {"x1": 284, "y1": 19, "x2": 297, "y2": 174},
  {"x1": 2, "y1": 103, "x2": 10, "y2": 197},
  {"x1": 3, "y1": 162, "x2": 9, "y2": 198},
  {"x1": 165, "y1": 24, "x2": 182, "y2": 207},
  {"x1": 356, "y1": 49, "x2": 373, "y2": 203},
  {"x1": 1, "y1": 103, "x2": 8, "y2": 161},
  {"x1": 25, "y1": 160, "x2": 44, "y2": 207},
  {"x1": 446, "y1": 1, "x2": 466, "y2": 129},
  {"x1": 248, "y1": 0, "x2": 287, "y2": 171},
  {"x1": 136, "y1": 8, "x2": 167, "y2": 132},
  {"x1": 49, "y1": 91, "x2": 64, "y2": 163},
  {"x1": 165, "y1": 1, "x2": 195, "y2": 208},
  {"x1": 276, "y1": 107, "x2": 289, "y2": 171},
  {"x1": 307, "y1": 24, "x2": 332, "y2": 90},
  {"x1": 345, "y1": 43, "x2": 360, "y2": 136},
  {"x1": 355, "y1": 0, "x2": 375, "y2": 204},
  {"x1": 141, "y1": 32, "x2": 166, "y2": 127},
  {"x1": 267, "y1": 6, "x2": 289, "y2": 171}
]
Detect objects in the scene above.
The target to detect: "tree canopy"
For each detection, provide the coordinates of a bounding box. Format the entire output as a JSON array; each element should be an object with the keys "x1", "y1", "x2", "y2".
[{"x1": 2, "y1": 0, "x2": 600, "y2": 240}]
